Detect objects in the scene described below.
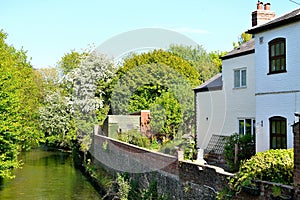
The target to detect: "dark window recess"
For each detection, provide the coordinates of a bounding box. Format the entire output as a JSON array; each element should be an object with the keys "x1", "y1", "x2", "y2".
[
  {"x1": 268, "y1": 38, "x2": 286, "y2": 74},
  {"x1": 269, "y1": 116, "x2": 287, "y2": 149}
]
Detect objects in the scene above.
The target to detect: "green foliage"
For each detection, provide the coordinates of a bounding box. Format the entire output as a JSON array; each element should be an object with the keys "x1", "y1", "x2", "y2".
[
  {"x1": 118, "y1": 130, "x2": 151, "y2": 148},
  {"x1": 224, "y1": 133, "x2": 255, "y2": 171},
  {"x1": 58, "y1": 50, "x2": 88, "y2": 75},
  {"x1": 119, "y1": 49, "x2": 200, "y2": 86},
  {"x1": 0, "y1": 30, "x2": 42, "y2": 179},
  {"x1": 111, "y1": 63, "x2": 195, "y2": 139},
  {"x1": 229, "y1": 148, "x2": 294, "y2": 194},
  {"x1": 150, "y1": 91, "x2": 182, "y2": 139},
  {"x1": 116, "y1": 174, "x2": 131, "y2": 200},
  {"x1": 112, "y1": 173, "x2": 169, "y2": 200},
  {"x1": 168, "y1": 44, "x2": 220, "y2": 82},
  {"x1": 184, "y1": 139, "x2": 197, "y2": 161},
  {"x1": 39, "y1": 90, "x2": 76, "y2": 148},
  {"x1": 209, "y1": 50, "x2": 227, "y2": 72},
  {"x1": 233, "y1": 32, "x2": 252, "y2": 49}
]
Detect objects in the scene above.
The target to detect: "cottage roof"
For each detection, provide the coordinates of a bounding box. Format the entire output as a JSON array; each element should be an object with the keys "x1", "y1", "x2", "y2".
[
  {"x1": 247, "y1": 7, "x2": 300, "y2": 34},
  {"x1": 194, "y1": 73, "x2": 222, "y2": 93},
  {"x1": 221, "y1": 39, "x2": 255, "y2": 60}
]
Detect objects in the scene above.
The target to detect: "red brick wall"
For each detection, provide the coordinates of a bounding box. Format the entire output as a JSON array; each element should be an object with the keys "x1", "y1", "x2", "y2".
[
  {"x1": 140, "y1": 110, "x2": 151, "y2": 137},
  {"x1": 294, "y1": 120, "x2": 300, "y2": 198}
]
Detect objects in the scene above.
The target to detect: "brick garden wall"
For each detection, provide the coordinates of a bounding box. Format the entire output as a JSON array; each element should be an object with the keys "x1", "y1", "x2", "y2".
[
  {"x1": 91, "y1": 133, "x2": 297, "y2": 199},
  {"x1": 294, "y1": 117, "x2": 300, "y2": 198}
]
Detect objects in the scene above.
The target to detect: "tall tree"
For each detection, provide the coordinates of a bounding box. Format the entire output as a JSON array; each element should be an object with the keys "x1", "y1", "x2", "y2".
[
  {"x1": 110, "y1": 49, "x2": 199, "y2": 139},
  {"x1": 0, "y1": 30, "x2": 42, "y2": 179}
]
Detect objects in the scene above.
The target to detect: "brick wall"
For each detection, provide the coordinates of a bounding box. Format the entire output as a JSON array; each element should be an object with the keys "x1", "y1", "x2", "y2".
[
  {"x1": 294, "y1": 116, "x2": 300, "y2": 198},
  {"x1": 91, "y1": 133, "x2": 297, "y2": 199}
]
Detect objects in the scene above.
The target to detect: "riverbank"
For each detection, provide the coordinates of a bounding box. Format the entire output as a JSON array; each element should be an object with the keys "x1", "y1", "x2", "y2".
[{"x1": 0, "y1": 147, "x2": 102, "y2": 199}]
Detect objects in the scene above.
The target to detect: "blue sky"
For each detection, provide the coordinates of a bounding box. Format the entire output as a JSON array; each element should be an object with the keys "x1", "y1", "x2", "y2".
[{"x1": 1, "y1": 0, "x2": 299, "y2": 68}]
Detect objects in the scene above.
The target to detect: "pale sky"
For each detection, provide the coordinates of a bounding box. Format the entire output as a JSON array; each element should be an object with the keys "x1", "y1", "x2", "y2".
[{"x1": 1, "y1": 0, "x2": 299, "y2": 68}]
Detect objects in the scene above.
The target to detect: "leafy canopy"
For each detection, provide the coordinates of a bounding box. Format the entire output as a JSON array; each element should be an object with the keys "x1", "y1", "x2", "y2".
[{"x1": 0, "y1": 30, "x2": 42, "y2": 179}]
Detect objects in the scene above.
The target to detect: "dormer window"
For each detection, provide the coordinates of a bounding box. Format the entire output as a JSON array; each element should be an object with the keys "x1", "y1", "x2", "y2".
[{"x1": 268, "y1": 38, "x2": 286, "y2": 74}]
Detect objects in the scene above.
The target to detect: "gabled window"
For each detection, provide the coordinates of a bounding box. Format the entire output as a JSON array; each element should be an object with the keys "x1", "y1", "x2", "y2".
[
  {"x1": 269, "y1": 116, "x2": 287, "y2": 149},
  {"x1": 268, "y1": 38, "x2": 286, "y2": 74},
  {"x1": 234, "y1": 69, "x2": 246, "y2": 88}
]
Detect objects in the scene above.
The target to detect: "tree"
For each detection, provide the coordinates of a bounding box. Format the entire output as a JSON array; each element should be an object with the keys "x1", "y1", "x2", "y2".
[
  {"x1": 209, "y1": 50, "x2": 227, "y2": 72},
  {"x1": 0, "y1": 30, "x2": 42, "y2": 179},
  {"x1": 58, "y1": 50, "x2": 88, "y2": 75},
  {"x1": 118, "y1": 49, "x2": 201, "y2": 86},
  {"x1": 168, "y1": 44, "x2": 220, "y2": 82},
  {"x1": 111, "y1": 60, "x2": 195, "y2": 140},
  {"x1": 233, "y1": 32, "x2": 252, "y2": 49},
  {"x1": 39, "y1": 90, "x2": 76, "y2": 148}
]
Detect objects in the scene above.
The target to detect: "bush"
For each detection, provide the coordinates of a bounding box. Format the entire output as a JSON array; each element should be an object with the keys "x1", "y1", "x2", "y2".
[
  {"x1": 224, "y1": 133, "x2": 255, "y2": 171},
  {"x1": 118, "y1": 130, "x2": 151, "y2": 148},
  {"x1": 229, "y1": 148, "x2": 294, "y2": 193}
]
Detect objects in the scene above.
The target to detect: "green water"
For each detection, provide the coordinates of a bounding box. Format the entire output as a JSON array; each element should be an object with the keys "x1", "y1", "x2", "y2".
[{"x1": 0, "y1": 148, "x2": 102, "y2": 200}]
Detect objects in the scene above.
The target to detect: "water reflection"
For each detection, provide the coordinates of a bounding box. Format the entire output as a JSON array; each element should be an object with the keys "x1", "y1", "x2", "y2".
[{"x1": 0, "y1": 148, "x2": 102, "y2": 200}]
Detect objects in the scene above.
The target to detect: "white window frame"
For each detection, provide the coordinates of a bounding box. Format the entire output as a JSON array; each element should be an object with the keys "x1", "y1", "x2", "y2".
[
  {"x1": 238, "y1": 118, "x2": 255, "y2": 135},
  {"x1": 234, "y1": 68, "x2": 247, "y2": 88}
]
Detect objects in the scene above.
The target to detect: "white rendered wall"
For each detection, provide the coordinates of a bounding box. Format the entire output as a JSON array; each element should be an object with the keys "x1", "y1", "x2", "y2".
[
  {"x1": 222, "y1": 53, "x2": 256, "y2": 136},
  {"x1": 196, "y1": 90, "x2": 226, "y2": 149},
  {"x1": 196, "y1": 53, "x2": 255, "y2": 149},
  {"x1": 254, "y1": 22, "x2": 300, "y2": 152}
]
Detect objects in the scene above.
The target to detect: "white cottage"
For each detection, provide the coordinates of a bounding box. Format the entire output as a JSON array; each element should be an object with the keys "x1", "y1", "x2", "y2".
[
  {"x1": 194, "y1": 2, "x2": 300, "y2": 153},
  {"x1": 194, "y1": 39, "x2": 255, "y2": 151},
  {"x1": 247, "y1": 6, "x2": 300, "y2": 152}
]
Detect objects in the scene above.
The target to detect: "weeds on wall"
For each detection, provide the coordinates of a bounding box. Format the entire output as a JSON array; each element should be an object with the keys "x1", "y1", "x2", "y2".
[{"x1": 104, "y1": 173, "x2": 170, "y2": 200}]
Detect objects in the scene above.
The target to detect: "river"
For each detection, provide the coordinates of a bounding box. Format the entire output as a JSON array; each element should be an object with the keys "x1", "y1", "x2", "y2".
[{"x1": 0, "y1": 148, "x2": 103, "y2": 200}]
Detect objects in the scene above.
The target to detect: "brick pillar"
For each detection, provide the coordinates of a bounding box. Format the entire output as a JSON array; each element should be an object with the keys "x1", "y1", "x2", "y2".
[
  {"x1": 140, "y1": 110, "x2": 151, "y2": 137},
  {"x1": 293, "y1": 113, "x2": 300, "y2": 198}
]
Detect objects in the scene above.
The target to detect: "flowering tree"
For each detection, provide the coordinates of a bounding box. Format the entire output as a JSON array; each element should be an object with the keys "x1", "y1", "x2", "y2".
[
  {"x1": 40, "y1": 50, "x2": 116, "y2": 152},
  {"x1": 67, "y1": 51, "x2": 116, "y2": 152}
]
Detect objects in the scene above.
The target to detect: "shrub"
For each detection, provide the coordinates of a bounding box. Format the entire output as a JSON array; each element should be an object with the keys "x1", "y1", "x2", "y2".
[
  {"x1": 224, "y1": 133, "x2": 255, "y2": 171},
  {"x1": 184, "y1": 140, "x2": 197, "y2": 161},
  {"x1": 118, "y1": 129, "x2": 151, "y2": 148},
  {"x1": 229, "y1": 148, "x2": 294, "y2": 193}
]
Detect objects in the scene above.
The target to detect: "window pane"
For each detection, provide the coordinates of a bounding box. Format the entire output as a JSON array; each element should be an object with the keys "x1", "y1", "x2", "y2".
[
  {"x1": 276, "y1": 121, "x2": 281, "y2": 134},
  {"x1": 239, "y1": 120, "x2": 244, "y2": 135},
  {"x1": 272, "y1": 137, "x2": 276, "y2": 149},
  {"x1": 276, "y1": 43, "x2": 280, "y2": 56},
  {"x1": 234, "y1": 70, "x2": 240, "y2": 88},
  {"x1": 282, "y1": 138, "x2": 287, "y2": 149},
  {"x1": 271, "y1": 60, "x2": 276, "y2": 71},
  {"x1": 246, "y1": 119, "x2": 252, "y2": 134},
  {"x1": 271, "y1": 45, "x2": 275, "y2": 56},
  {"x1": 276, "y1": 59, "x2": 281, "y2": 71},
  {"x1": 271, "y1": 121, "x2": 276, "y2": 133},
  {"x1": 253, "y1": 120, "x2": 256, "y2": 135},
  {"x1": 277, "y1": 137, "x2": 281, "y2": 148},
  {"x1": 241, "y1": 70, "x2": 246, "y2": 86},
  {"x1": 281, "y1": 58, "x2": 285, "y2": 70},
  {"x1": 280, "y1": 42, "x2": 285, "y2": 55},
  {"x1": 281, "y1": 121, "x2": 286, "y2": 135}
]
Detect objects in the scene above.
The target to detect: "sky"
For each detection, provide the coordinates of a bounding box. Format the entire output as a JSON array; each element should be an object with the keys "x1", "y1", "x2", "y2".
[{"x1": 1, "y1": 0, "x2": 299, "y2": 68}]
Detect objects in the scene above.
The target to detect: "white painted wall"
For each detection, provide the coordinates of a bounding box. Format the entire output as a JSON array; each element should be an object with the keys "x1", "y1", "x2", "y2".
[
  {"x1": 256, "y1": 92, "x2": 300, "y2": 152},
  {"x1": 195, "y1": 53, "x2": 256, "y2": 149},
  {"x1": 222, "y1": 53, "x2": 256, "y2": 136},
  {"x1": 196, "y1": 89, "x2": 226, "y2": 149},
  {"x1": 254, "y1": 22, "x2": 300, "y2": 152}
]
